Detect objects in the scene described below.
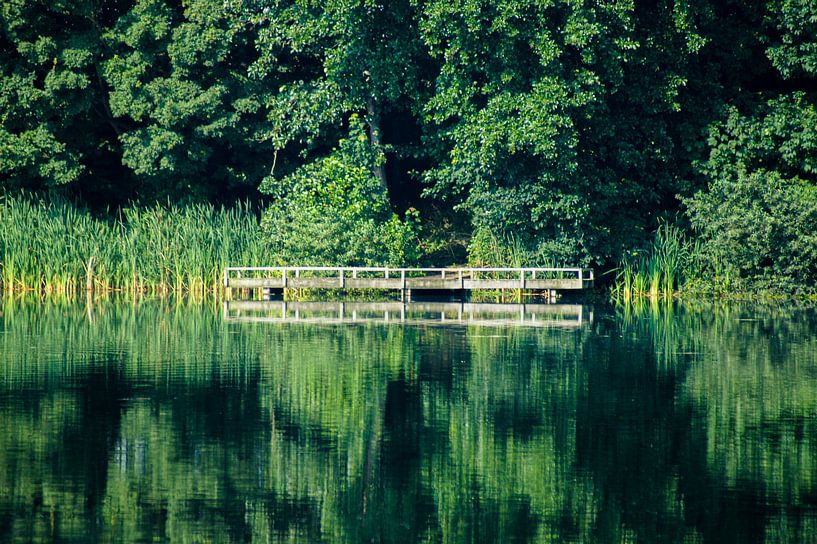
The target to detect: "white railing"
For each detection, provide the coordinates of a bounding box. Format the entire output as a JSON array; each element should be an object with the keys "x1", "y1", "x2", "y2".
[{"x1": 224, "y1": 266, "x2": 594, "y2": 287}]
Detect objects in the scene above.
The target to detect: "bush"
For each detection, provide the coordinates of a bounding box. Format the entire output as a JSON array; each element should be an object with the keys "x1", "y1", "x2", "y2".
[
  {"x1": 259, "y1": 116, "x2": 421, "y2": 266},
  {"x1": 684, "y1": 169, "x2": 817, "y2": 291}
]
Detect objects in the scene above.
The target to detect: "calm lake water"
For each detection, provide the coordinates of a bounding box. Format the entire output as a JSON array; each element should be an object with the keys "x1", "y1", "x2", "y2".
[{"x1": 1, "y1": 299, "x2": 816, "y2": 543}]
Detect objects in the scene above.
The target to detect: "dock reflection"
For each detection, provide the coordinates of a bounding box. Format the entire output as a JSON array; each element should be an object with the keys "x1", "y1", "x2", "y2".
[{"x1": 223, "y1": 301, "x2": 592, "y2": 328}]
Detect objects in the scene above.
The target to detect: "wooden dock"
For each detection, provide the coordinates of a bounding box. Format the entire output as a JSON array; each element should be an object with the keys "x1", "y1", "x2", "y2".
[
  {"x1": 224, "y1": 267, "x2": 593, "y2": 299},
  {"x1": 224, "y1": 301, "x2": 593, "y2": 328}
]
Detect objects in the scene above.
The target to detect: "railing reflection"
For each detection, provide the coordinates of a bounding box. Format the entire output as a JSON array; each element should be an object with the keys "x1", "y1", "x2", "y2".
[{"x1": 223, "y1": 301, "x2": 593, "y2": 328}]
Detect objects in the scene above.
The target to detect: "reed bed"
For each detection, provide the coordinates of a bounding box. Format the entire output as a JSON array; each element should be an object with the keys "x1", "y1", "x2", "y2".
[
  {"x1": 0, "y1": 196, "x2": 267, "y2": 296},
  {"x1": 612, "y1": 222, "x2": 694, "y2": 302}
]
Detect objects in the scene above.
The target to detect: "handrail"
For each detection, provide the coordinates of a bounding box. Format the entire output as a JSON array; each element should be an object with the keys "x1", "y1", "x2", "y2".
[
  {"x1": 224, "y1": 266, "x2": 594, "y2": 286},
  {"x1": 224, "y1": 266, "x2": 589, "y2": 273},
  {"x1": 223, "y1": 266, "x2": 594, "y2": 291}
]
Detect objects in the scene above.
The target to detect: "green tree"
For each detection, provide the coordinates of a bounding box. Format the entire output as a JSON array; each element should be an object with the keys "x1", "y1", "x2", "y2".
[
  {"x1": 685, "y1": 0, "x2": 817, "y2": 290},
  {"x1": 0, "y1": 0, "x2": 129, "y2": 200},
  {"x1": 260, "y1": 116, "x2": 420, "y2": 266},
  {"x1": 247, "y1": 0, "x2": 429, "y2": 196},
  {"x1": 102, "y1": 0, "x2": 275, "y2": 202},
  {"x1": 246, "y1": 0, "x2": 430, "y2": 265},
  {"x1": 416, "y1": 0, "x2": 725, "y2": 266}
]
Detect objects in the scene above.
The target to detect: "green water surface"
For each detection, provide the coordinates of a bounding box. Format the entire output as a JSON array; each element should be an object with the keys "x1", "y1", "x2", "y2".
[{"x1": 1, "y1": 300, "x2": 816, "y2": 543}]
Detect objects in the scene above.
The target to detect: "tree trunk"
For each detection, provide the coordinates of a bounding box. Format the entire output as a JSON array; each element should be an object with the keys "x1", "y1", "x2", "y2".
[{"x1": 366, "y1": 96, "x2": 388, "y2": 192}]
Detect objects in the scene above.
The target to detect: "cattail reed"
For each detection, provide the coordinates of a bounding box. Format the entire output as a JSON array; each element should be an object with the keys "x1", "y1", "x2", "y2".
[{"x1": 0, "y1": 196, "x2": 267, "y2": 296}]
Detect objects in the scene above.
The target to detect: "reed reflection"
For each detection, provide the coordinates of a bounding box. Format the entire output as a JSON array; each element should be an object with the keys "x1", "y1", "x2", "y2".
[{"x1": 0, "y1": 299, "x2": 815, "y2": 542}]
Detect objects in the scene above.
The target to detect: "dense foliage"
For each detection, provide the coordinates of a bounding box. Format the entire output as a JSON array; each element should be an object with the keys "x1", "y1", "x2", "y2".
[
  {"x1": 2, "y1": 0, "x2": 816, "y2": 286},
  {"x1": 259, "y1": 116, "x2": 421, "y2": 266}
]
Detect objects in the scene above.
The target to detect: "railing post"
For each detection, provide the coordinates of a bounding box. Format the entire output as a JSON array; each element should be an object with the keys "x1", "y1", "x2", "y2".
[
  {"x1": 282, "y1": 269, "x2": 287, "y2": 288},
  {"x1": 458, "y1": 269, "x2": 463, "y2": 289},
  {"x1": 520, "y1": 269, "x2": 525, "y2": 288},
  {"x1": 385, "y1": 268, "x2": 389, "y2": 279},
  {"x1": 442, "y1": 269, "x2": 446, "y2": 279},
  {"x1": 340, "y1": 269, "x2": 345, "y2": 288},
  {"x1": 401, "y1": 270, "x2": 406, "y2": 290}
]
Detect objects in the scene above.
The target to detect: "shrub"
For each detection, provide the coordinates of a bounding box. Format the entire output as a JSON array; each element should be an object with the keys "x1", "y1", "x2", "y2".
[
  {"x1": 684, "y1": 169, "x2": 817, "y2": 291},
  {"x1": 259, "y1": 117, "x2": 421, "y2": 266}
]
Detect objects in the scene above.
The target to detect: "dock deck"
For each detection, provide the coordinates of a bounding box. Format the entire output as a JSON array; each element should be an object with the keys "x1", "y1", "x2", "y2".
[{"x1": 224, "y1": 266, "x2": 593, "y2": 297}]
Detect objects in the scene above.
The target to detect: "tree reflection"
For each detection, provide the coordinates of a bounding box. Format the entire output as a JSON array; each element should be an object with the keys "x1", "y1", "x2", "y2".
[{"x1": 0, "y1": 299, "x2": 815, "y2": 542}]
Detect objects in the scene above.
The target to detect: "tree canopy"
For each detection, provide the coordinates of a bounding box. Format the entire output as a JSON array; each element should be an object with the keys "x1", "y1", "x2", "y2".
[{"x1": 2, "y1": 0, "x2": 816, "y2": 277}]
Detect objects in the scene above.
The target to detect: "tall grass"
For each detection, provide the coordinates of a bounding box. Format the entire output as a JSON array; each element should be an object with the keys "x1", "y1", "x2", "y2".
[
  {"x1": 468, "y1": 228, "x2": 531, "y2": 268},
  {"x1": 612, "y1": 222, "x2": 694, "y2": 302},
  {"x1": 0, "y1": 196, "x2": 267, "y2": 296},
  {"x1": 467, "y1": 227, "x2": 571, "y2": 302}
]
